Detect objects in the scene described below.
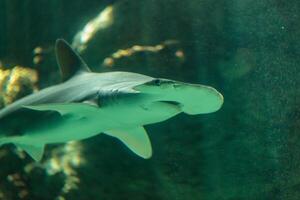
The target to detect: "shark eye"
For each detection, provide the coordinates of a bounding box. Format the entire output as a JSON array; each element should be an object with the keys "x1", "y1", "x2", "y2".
[{"x1": 153, "y1": 79, "x2": 161, "y2": 86}]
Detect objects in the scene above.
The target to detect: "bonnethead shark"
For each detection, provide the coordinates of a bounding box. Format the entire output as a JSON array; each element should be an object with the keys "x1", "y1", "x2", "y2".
[{"x1": 0, "y1": 39, "x2": 223, "y2": 161}]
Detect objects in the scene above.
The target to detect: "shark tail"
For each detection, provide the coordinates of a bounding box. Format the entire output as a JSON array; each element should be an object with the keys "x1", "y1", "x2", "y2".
[
  {"x1": 0, "y1": 136, "x2": 45, "y2": 162},
  {"x1": 0, "y1": 136, "x2": 11, "y2": 147},
  {"x1": 0, "y1": 136, "x2": 21, "y2": 149}
]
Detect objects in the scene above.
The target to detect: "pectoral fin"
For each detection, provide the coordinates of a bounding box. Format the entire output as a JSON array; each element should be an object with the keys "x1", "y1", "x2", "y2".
[
  {"x1": 105, "y1": 127, "x2": 152, "y2": 159},
  {"x1": 17, "y1": 143, "x2": 45, "y2": 161},
  {"x1": 24, "y1": 103, "x2": 98, "y2": 116}
]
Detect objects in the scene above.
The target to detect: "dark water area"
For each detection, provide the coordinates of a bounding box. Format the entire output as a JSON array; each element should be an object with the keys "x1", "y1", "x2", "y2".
[{"x1": 0, "y1": 0, "x2": 299, "y2": 199}]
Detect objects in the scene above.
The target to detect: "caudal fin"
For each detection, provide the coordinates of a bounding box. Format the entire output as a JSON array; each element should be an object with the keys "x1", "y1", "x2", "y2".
[
  {"x1": 0, "y1": 137, "x2": 10, "y2": 147},
  {"x1": 0, "y1": 136, "x2": 45, "y2": 162}
]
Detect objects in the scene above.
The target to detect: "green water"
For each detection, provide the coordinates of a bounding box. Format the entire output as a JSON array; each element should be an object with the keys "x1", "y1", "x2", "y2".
[{"x1": 0, "y1": 0, "x2": 299, "y2": 199}]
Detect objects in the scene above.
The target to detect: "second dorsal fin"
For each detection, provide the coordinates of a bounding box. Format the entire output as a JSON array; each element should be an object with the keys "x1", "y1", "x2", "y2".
[{"x1": 55, "y1": 39, "x2": 91, "y2": 81}]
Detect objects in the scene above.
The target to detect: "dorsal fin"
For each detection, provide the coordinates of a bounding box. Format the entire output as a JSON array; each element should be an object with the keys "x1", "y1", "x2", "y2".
[{"x1": 55, "y1": 39, "x2": 91, "y2": 81}]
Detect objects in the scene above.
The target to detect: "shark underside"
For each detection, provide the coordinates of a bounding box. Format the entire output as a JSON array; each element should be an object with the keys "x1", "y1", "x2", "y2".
[{"x1": 0, "y1": 39, "x2": 223, "y2": 161}]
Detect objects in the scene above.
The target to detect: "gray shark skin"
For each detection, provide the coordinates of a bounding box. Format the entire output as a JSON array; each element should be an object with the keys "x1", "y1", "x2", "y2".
[{"x1": 0, "y1": 39, "x2": 223, "y2": 161}]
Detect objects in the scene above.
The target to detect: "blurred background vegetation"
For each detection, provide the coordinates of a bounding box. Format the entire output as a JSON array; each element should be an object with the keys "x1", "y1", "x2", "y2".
[{"x1": 0, "y1": 0, "x2": 299, "y2": 199}]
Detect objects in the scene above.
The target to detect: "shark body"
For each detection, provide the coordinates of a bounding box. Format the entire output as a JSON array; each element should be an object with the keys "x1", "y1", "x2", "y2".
[{"x1": 0, "y1": 39, "x2": 223, "y2": 161}]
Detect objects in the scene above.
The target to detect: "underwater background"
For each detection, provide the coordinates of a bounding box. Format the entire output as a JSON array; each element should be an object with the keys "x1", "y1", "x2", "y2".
[{"x1": 0, "y1": 0, "x2": 299, "y2": 199}]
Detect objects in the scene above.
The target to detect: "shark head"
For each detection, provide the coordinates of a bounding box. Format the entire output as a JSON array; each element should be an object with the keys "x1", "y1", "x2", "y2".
[
  {"x1": 134, "y1": 78, "x2": 224, "y2": 115},
  {"x1": 54, "y1": 38, "x2": 223, "y2": 116}
]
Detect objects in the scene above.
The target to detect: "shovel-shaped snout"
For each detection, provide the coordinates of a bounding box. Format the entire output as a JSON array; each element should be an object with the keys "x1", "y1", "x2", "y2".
[
  {"x1": 134, "y1": 79, "x2": 224, "y2": 115},
  {"x1": 170, "y1": 82, "x2": 223, "y2": 115}
]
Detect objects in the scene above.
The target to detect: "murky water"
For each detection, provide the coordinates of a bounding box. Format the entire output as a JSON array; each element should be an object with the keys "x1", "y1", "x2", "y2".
[{"x1": 0, "y1": 0, "x2": 299, "y2": 199}]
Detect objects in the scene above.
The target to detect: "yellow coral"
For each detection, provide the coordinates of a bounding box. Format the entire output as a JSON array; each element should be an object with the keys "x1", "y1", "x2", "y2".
[
  {"x1": 0, "y1": 66, "x2": 38, "y2": 107},
  {"x1": 102, "y1": 40, "x2": 182, "y2": 67}
]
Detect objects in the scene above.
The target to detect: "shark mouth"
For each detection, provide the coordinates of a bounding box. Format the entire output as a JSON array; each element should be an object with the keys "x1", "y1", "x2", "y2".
[{"x1": 159, "y1": 100, "x2": 182, "y2": 107}]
